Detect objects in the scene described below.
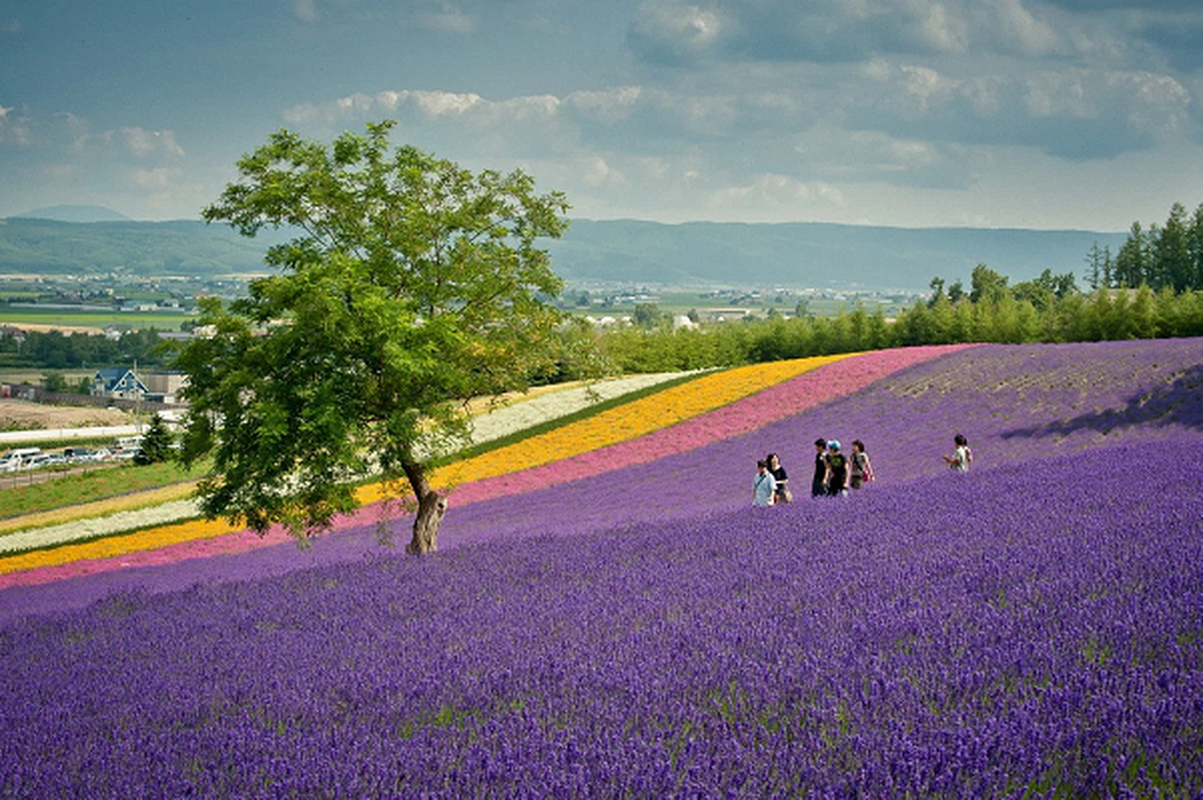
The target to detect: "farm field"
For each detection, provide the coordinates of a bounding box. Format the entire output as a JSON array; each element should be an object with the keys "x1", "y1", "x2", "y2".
[
  {"x1": 0, "y1": 305, "x2": 193, "y2": 332},
  {"x1": 0, "y1": 339, "x2": 1200, "y2": 797}
]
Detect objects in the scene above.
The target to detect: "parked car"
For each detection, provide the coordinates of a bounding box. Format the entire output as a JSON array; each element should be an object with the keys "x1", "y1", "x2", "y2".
[
  {"x1": 63, "y1": 446, "x2": 97, "y2": 462},
  {"x1": 2, "y1": 447, "x2": 43, "y2": 470},
  {"x1": 21, "y1": 454, "x2": 53, "y2": 470}
]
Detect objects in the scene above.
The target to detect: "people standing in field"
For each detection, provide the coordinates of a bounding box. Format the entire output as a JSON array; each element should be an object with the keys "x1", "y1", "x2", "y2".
[
  {"x1": 753, "y1": 459, "x2": 777, "y2": 506},
  {"x1": 849, "y1": 440, "x2": 874, "y2": 489},
  {"x1": 943, "y1": 433, "x2": 973, "y2": 472},
  {"x1": 825, "y1": 440, "x2": 849, "y2": 497},
  {"x1": 811, "y1": 438, "x2": 829, "y2": 499},
  {"x1": 767, "y1": 452, "x2": 791, "y2": 504}
]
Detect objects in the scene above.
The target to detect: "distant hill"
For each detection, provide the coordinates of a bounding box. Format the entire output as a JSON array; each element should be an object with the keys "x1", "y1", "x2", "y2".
[
  {"x1": 0, "y1": 215, "x2": 1128, "y2": 289},
  {"x1": 0, "y1": 217, "x2": 289, "y2": 276},
  {"x1": 547, "y1": 219, "x2": 1130, "y2": 292},
  {"x1": 12, "y1": 205, "x2": 132, "y2": 223}
]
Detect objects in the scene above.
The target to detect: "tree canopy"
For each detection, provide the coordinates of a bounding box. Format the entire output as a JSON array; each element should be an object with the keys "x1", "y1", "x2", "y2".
[{"x1": 176, "y1": 121, "x2": 573, "y2": 553}]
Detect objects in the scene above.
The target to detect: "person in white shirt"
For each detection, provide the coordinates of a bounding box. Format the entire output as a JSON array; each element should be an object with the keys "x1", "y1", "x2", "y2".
[
  {"x1": 753, "y1": 459, "x2": 777, "y2": 506},
  {"x1": 943, "y1": 433, "x2": 973, "y2": 472}
]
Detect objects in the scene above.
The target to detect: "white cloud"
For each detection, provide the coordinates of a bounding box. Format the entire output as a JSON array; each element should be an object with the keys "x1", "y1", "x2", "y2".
[
  {"x1": 120, "y1": 127, "x2": 185, "y2": 158},
  {"x1": 706, "y1": 174, "x2": 846, "y2": 215},
  {"x1": 0, "y1": 105, "x2": 32, "y2": 146},
  {"x1": 629, "y1": 0, "x2": 726, "y2": 62},
  {"x1": 410, "y1": 90, "x2": 484, "y2": 119},
  {"x1": 131, "y1": 167, "x2": 177, "y2": 189},
  {"x1": 579, "y1": 156, "x2": 625, "y2": 187},
  {"x1": 981, "y1": 0, "x2": 1063, "y2": 56},
  {"x1": 417, "y1": 3, "x2": 476, "y2": 35},
  {"x1": 293, "y1": 0, "x2": 317, "y2": 22},
  {"x1": 565, "y1": 87, "x2": 644, "y2": 124}
]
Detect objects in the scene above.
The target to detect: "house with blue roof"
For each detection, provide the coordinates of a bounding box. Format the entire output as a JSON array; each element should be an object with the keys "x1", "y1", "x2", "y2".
[{"x1": 91, "y1": 367, "x2": 148, "y2": 400}]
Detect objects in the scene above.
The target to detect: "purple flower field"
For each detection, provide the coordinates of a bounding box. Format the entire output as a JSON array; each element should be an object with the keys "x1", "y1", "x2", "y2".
[{"x1": 1, "y1": 339, "x2": 1201, "y2": 797}]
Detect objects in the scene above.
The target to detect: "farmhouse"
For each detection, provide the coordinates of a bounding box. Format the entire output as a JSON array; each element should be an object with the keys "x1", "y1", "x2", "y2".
[{"x1": 91, "y1": 367, "x2": 148, "y2": 401}]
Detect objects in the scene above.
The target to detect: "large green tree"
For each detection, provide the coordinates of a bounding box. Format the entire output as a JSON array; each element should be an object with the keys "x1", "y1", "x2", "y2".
[{"x1": 176, "y1": 121, "x2": 572, "y2": 553}]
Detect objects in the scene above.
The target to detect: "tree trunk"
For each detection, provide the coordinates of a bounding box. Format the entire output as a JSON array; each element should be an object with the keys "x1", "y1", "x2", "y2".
[{"x1": 402, "y1": 458, "x2": 446, "y2": 555}]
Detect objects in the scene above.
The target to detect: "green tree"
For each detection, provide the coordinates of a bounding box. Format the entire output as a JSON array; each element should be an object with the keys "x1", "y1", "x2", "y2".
[
  {"x1": 1152, "y1": 203, "x2": 1192, "y2": 292},
  {"x1": 176, "y1": 121, "x2": 575, "y2": 554},
  {"x1": 1114, "y1": 222, "x2": 1148, "y2": 288},
  {"x1": 1085, "y1": 241, "x2": 1113, "y2": 290},
  {"x1": 1190, "y1": 203, "x2": 1203, "y2": 292},
  {"x1": 42, "y1": 371, "x2": 67, "y2": 392},
  {"x1": 134, "y1": 414, "x2": 174, "y2": 466},
  {"x1": 947, "y1": 279, "x2": 965, "y2": 304},
  {"x1": 969, "y1": 264, "x2": 1009, "y2": 304},
  {"x1": 633, "y1": 302, "x2": 662, "y2": 329}
]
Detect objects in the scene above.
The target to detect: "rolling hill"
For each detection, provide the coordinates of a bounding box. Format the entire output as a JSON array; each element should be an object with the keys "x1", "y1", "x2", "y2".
[
  {"x1": 1, "y1": 213, "x2": 1127, "y2": 290},
  {"x1": 1, "y1": 339, "x2": 1199, "y2": 795}
]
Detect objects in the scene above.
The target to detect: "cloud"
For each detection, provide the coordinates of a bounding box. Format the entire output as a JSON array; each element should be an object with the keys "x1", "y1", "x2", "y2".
[
  {"x1": 120, "y1": 127, "x2": 186, "y2": 159},
  {"x1": 851, "y1": 60, "x2": 1193, "y2": 159},
  {"x1": 293, "y1": 0, "x2": 317, "y2": 22},
  {"x1": 131, "y1": 167, "x2": 178, "y2": 189},
  {"x1": 0, "y1": 105, "x2": 32, "y2": 146},
  {"x1": 979, "y1": 0, "x2": 1063, "y2": 56},
  {"x1": 705, "y1": 173, "x2": 846, "y2": 216},
  {"x1": 627, "y1": 0, "x2": 727, "y2": 65},
  {"x1": 565, "y1": 87, "x2": 644, "y2": 125},
  {"x1": 415, "y1": 2, "x2": 476, "y2": 34}
]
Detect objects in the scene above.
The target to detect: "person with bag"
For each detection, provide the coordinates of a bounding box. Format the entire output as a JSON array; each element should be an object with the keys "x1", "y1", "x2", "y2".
[
  {"x1": 767, "y1": 452, "x2": 791, "y2": 504},
  {"x1": 753, "y1": 459, "x2": 777, "y2": 506},
  {"x1": 849, "y1": 440, "x2": 874, "y2": 489}
]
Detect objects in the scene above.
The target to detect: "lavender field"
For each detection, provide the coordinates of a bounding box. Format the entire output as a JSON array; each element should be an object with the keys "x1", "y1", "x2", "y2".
[{"x1": 1, "y1": 340, "x2": 1201, "y2": 797}]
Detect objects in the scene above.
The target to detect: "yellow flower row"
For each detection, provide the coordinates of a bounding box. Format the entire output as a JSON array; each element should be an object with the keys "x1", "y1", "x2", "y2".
[
  {"x1": 433, "y1": 355, "x2": 846, "y2": 488},
  {"x1": 0, "y1": 516, "x2": 239, "y2": 575}
]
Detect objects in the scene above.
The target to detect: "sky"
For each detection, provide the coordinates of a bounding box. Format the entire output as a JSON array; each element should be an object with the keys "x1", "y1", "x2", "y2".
[{"x1": 2, "y1": 0, "x2": 1202, "y2": 231}]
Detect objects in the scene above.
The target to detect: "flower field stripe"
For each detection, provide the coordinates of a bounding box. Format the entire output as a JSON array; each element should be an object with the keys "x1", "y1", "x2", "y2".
[
  {"x1": 433, "y1": 355, "x2": 852, "y2": 488},
  {"x1": 0, "y1": 481, "x2": 199, "y2": 535},
  {"x1": 442, "y1": 345, "x2": 973, "y2": 507},
  {"x1": 0, "y1": 516, "x2": 248, "y2": 578},
  {"x1": 463, "y1": 370, "x2": 699, "y2": 447},
  {"x1": 0, "y1": 499, "x2": 204, "y2": 555}
]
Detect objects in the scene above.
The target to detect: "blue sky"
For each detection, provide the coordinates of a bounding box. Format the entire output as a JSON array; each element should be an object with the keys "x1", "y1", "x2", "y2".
[{"x1": 2, "y1": 0, "x2": 1202, "y2": 230}]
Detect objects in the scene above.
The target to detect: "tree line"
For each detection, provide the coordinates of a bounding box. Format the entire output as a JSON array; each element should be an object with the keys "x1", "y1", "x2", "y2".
[
  {"x1": 595, "y1": 265, "x2": 1203, "y2": 373},
  {"x1": 1086, "y1": 201, "x2": 1203, "y2": 292},
  {"x1": 0, "y1": 328, "x2": 173, "y2": 374}
]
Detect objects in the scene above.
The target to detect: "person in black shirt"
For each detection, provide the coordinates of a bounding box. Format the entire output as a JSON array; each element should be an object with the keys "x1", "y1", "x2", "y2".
[
  {"x1": 811, "y1": 438, "x2": 828, "y2": 498},
  {"x1": 825, "y1": 440, "x2": 849, "y2": 497},
  {"x1": 767, "y1": 452, "x2": 791, "y2": 504}
]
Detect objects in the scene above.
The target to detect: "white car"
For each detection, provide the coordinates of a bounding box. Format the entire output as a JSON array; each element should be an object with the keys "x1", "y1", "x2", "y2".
[{"x1": 21, "y1": 454, "x2": 53, "y2": 470}]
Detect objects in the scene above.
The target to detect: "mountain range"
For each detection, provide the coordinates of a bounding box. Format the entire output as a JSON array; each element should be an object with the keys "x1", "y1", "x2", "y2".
[{"x1": 2, "y1": 207, "x2": 1128, "y2": 291}]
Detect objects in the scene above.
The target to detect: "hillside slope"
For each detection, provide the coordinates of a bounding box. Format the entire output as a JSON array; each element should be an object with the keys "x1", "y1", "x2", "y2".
[{"x1": 0, "y1": 338, "x2": 1200, "y2": 797}]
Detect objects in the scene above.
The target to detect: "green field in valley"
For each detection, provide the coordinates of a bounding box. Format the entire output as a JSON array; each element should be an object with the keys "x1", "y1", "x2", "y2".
[{"x1": 0, "y1": 306, "x2": 193, "y2": 331}]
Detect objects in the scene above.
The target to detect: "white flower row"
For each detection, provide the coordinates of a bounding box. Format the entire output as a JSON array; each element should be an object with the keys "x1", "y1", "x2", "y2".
[
  {"x1": 0, "y1": 372, "x2": 696, "y2": 553},
  {"x1": 466, "y1": 372, "x2": 697, "y2": 445},
  {"x1": 0, "y1": 499, "x2": 201, "y2": 554}
]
